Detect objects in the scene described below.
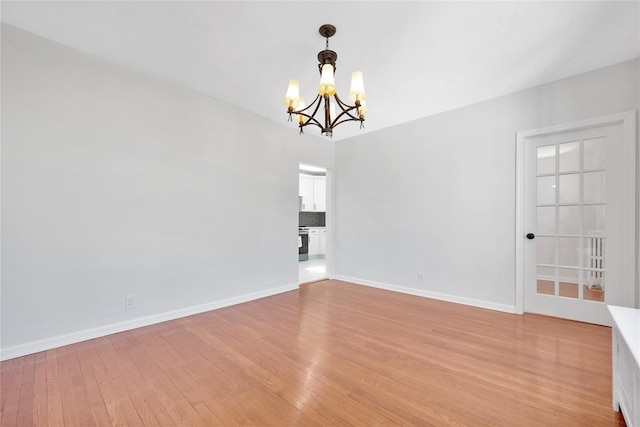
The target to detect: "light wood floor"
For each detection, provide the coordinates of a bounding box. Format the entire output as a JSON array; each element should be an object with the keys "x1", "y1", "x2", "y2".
[{"x1": 1, "y1": 280, "x2": 626, "y2": 426}]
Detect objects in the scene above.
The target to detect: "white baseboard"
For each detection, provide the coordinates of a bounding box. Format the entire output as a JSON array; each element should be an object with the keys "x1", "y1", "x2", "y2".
[
  {"x1": 334, "y1": 275, "x2": 516, "y2": 314},
  {"x1": 1, "y1": 283, "x2": 299, "y2": 361}
]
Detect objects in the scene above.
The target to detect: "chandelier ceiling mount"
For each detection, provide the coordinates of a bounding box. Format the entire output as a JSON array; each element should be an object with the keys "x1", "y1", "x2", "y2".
[{"x1": 317, "y1": 24, "x2": 337, "y2": 69}]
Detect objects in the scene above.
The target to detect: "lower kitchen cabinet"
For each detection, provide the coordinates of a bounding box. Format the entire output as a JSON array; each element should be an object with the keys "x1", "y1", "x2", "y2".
[
  {"x1": 308, "y1": 228, "x2": 326, "y2": 258},
  {"x1": 609, "y1": 305, "x2": 639, "y2": 427}
]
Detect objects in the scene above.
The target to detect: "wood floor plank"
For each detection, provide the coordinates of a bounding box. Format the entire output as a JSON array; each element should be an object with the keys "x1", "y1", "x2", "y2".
[
  {"x1": 44, "y1": 350, "x2": 65, "y2": 427},
  {"x1": 60, "y1": 347, "x2": 99, "y2": 426},
  {"x1": 30, "y1": 352, "x2": 49, "y2": 426},
  {"x1": 54, "y1": 348, "x2": 84, "y2": 427},
  {"x1": 15, "y1": 354, "x2": 35, "y2": 427},
  {"x1": 0, "y1": 354, "x2": 26, "y2": 426},
  {"x1": 0, "y1": 280, "x2": 627, "y2": 426},
  {"x1": 74, "y1": 341, "x2": 117, "y2": 426}
]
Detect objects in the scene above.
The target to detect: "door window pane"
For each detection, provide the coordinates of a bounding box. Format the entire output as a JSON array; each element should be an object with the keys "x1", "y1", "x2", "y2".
[
  {"x1": 584, "y1": 270, "x2": 605, "y2": 302},
  {"x1": 559, "y1": 283, "x2": 579, "y2": 298},
  {"x1": 536, "y1": 236, "x2": 555, "y2": 265},
  {"x1": 584, "y1": 171, "x2": 606, "y2": 203},
  {"x1": 558, "y1": 206, "x2": 580, "y2": 235},
  {"x1": 537, "y1": 176, "x2": 556, "y2": 205},
  {"x1": 536, "y1": 265, "x2": 555, "y2": 295},
  {"x1": 558, "y1": 267, "x2": 579, "y2": 299},
  {"x1": 537, "y1": 279, "x2": 555, "y2": 295},
  {"x1": 559, "y1": 174, "x2": 579, "y2": 204},
  {"x1": 584, "y1": 137, "x2": 606, "y2": 170},
  {"x1": 537, "y1": 145, "x2": 556, "y2": 175},
  {"x1": 584, "y1": 235, "x2": 605, "y2": 271},
  {"x1": 537, "y1": 265, "x2": 555, "y2": 279},
  {"x1": 558, "y1": 237, "x2": 579, "y2": 267},
  {"x1": 559, "y1": 141, "x2": 580, "y2": 173},
  {"x1": 537, "y1": 206, "x2": 555, "y2": 235},
  {"x1": 584, "y1": 205, "x2": 605, "y2": 234}
]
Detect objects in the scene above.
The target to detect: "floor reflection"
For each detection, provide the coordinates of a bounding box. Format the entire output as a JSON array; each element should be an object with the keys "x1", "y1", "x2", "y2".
[{"x1": 299, "y1": 258, "x2": 326, "y2": 283}]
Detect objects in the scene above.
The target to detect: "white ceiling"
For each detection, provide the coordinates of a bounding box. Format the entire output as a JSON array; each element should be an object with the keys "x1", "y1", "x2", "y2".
[{"x1": 2, "y1": 1, "x2": 639, "y2": 141}]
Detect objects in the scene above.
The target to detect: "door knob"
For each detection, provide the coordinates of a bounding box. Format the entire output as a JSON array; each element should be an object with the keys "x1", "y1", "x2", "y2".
[{"x1": 526, "y1": 233, "x2": 535, "y2": 240}]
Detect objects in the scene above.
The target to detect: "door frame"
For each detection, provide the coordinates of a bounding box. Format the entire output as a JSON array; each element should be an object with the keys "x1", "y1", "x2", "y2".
[
  {"x1": 515, "y1": 111, "x2": 637, "y2": 315},
  {"x1": 298, "y1": 162, "x2": 334, "y2": 281}
]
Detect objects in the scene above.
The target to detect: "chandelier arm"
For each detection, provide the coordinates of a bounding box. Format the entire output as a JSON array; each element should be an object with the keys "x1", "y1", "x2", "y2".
[
  {"x1": 298, "y1": 114, "x2": 324, "y2": 129},
  {"x1": 331, "y1": 116, "x2": 365, "y2": 129},
  {"x1": 330, "y1": 94, "x2": 362, "y2": 125},
  {"x1": 300, "y1": 121, "x2": 325, "y2": 132},
  {"x1": 332, "y1": 110, "x2": 356, "y2": 126},
  {"x1": 292, "y1": 94, "x2": 325, "y2": 130},
  {"x1": 293, "y1": 94, "x2": 322, "y2": 116},
  {"x1": 333, "y1": 92, "x2": 356, "y2": 109},
  {"x1": 309, "y1": 95, "x2": 323, "y2": 120},
  {"x1": 332, "y1": 105, "x2": 359, "y2": 123}
]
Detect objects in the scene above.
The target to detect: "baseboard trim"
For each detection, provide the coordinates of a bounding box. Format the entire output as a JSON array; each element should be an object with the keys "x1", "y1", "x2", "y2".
[
  {"x1": 1, "y1": 283, "x2": 299, "y2": 361},
  {"x1": 335, "y1": 276, "x2": 516, "y2": 314}
]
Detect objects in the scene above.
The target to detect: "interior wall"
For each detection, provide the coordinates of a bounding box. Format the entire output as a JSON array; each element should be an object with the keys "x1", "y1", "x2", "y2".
[
  {"x1": 0, "y1": 24, "x2": 334, "y2": 359},
  {"x1": 334, "y1": 58, "x2": 639, "y2": 311}
]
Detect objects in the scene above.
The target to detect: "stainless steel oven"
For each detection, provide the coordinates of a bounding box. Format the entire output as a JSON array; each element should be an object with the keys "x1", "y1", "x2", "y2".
[{"x1": 298, "y1": 227, "x2": 309, "y2": 261}]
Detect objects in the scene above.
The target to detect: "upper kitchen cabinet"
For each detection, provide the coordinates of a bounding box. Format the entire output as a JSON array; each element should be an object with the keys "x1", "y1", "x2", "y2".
[
  {"x1": 299, "y1": 174, "x2": 314, "y2": 211},
  {"x1": 313, "y1": 177, "x2": 326, "y2": 211},
  {"x1": 299, "y1": 174, "x2": 326, "y2": 212}
]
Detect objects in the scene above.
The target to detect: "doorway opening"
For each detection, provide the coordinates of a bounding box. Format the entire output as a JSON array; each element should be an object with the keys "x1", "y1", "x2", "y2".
[{"x1": 299, "y1": 163, "x2": 328, "y2": 284}]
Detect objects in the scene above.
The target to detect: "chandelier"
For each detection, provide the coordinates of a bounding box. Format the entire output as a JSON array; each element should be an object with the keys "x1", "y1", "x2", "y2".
[{"x1": 283, "y1": 24, "x2": 367, "y2": 138}]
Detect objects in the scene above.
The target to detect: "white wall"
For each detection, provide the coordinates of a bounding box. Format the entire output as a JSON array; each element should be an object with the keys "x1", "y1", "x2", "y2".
[
  {"x1": 334, "y1": 59, "x2": 639, "y2": 312},
  {"x1": 0, "y1": 24, "x2": 334, "y2": 359}
]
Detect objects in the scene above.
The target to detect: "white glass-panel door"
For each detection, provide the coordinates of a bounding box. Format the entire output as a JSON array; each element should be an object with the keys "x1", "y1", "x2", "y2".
[{"x1": 520, "y1": 117, "x2": 634, "y2": 326}]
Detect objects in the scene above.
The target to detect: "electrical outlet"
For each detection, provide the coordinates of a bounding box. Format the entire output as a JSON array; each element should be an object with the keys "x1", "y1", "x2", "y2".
[
  {"x1": 418, "y1": 272, "x2": 425, "y2": 282},
  {"x1": 125, "y1": 295, "x2": 136, "y2": 310}
]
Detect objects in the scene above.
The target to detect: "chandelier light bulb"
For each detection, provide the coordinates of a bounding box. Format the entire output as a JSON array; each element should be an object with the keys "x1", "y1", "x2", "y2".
[
  {"x1": 318, "y1": 64, "x2": 337, "y2": 97},
  {"x1": 349, "y1": 71, "x2": 366, "y2": 103},
  {"x1": 283, "y1": 79, "x2": 300, "y2": 110},
  {"x1": 357, "y1": 100, "x2": 368, "y2": 118},
  {"x1": 297, "y1": 98, "x2": 309, "y2": 124}
]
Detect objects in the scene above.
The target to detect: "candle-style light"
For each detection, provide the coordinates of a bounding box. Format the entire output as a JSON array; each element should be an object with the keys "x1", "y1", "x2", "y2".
[{"x1": 283, "y1": 79, "x2": 300, "y2": 111}]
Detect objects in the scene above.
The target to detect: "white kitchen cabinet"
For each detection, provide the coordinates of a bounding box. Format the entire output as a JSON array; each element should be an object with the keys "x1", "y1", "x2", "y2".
[
  {"x1": 313, "y1": 176, "x2": 326, "y2": 211},
  {"x1": 299, "y1": 174, "x2": 314, "y2": 211},
  {"x1": 299, "y1": 174, "x2": 326, "y2": 212},
  {"x1": 319, "y1": 229, "x2": 326, "y2": 255},
  {"x1": 308, "y1": 228, "x2": 321, "y2": 257},
  {"x1": 609, "y1": 305, "x2": 640, "y2": 427},
  {"x1": 308, "y1": 227, "x2": 326, "y2": 258}
]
